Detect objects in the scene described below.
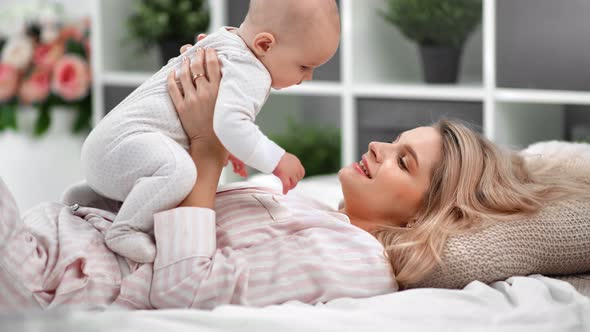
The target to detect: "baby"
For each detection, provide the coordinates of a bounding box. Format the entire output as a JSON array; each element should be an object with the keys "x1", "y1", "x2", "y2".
[{"x1": 81, "y1": 0, "x2": 341, "y2": 263}]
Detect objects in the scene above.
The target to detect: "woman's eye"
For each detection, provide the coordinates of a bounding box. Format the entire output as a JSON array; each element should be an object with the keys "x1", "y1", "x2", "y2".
[{"x1": 398, "y1": 156, "x2": 407, "y2": 171}]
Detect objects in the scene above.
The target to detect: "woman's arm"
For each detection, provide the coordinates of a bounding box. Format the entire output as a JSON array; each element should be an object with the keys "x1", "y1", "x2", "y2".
[{"x1": 167, "y1": 47, "x2": 227, "y2": 209}]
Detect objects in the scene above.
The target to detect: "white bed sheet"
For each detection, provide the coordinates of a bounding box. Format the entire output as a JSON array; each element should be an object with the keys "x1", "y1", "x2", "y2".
[{"x1": 2, "y1": 275, "x2": 588, "y2": 332}]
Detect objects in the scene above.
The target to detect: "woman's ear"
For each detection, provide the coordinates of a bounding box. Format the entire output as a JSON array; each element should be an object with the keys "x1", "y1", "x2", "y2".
[
  {"x1": 406, "y1": 218, "x2": 417, "y2": 228},
  {"x1": 251, "y1": 32, "x2": 276, "y2": 57}
]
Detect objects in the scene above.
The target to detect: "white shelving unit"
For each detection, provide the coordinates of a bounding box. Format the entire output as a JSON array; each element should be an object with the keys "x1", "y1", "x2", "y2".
[{"x1": 90, "y1": 0, "x2": 590, "y2": 183}]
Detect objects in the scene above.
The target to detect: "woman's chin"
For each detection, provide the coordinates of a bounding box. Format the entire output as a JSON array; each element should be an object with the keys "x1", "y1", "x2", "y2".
[
  {"x1": 337, "y1": 167, "x2": 351, "y2": 183},
  {"x1": 337, "y1": 167, "x2": 358, "y2": 195},
  {"x1": 338, "y1": 164, "x2": 365, "y2": 182}
]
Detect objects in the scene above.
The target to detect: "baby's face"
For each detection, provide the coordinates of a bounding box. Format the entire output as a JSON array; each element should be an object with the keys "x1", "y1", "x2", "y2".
[{"x1": 263, "y1": 27, "x2": 340, "y2": 89}]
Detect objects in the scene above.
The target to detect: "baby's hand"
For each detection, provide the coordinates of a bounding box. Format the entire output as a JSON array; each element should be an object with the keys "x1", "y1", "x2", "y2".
[
  {"x1": 272, "y1": 153, "x2": 305, "y2": 194},
  {"x1": 229, "y1": 154, "x2": 248, "y2": 178}
]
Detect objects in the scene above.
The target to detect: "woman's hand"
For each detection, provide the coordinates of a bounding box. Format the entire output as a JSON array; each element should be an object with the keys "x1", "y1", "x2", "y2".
[
  {"x1": 167, "y1": 47, "x2": 227, "y2": 165},
  {"x1": 167, "y1": 46, "x2": 225, "y2": 208}
]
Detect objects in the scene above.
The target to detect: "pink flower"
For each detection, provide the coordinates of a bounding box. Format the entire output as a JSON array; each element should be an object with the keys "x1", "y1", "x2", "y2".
[
  {"x1": 19, "y1": 69, "x2": 51, "y2": 105},
  {"x1": 59, "y1": 25, "x2": 84, "y2": 43},
  {"x1": 33, "y1": 43, "x2": 64, "y2": 70},
  {"x1": 52, "y1": 55, "x2": 91, "y2": 101},
  {"x1": 0, "y1": 63, "x2": 19, "y2": 102}
]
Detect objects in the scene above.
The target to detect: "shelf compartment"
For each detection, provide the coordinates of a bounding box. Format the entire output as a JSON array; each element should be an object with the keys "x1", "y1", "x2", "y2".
[
  {"x1": 258, "y1": 94, "x2": 342, "y2": 138},
  {"x1": 495, "y1": 102, "x2": 590, "y2": 150},
  {"x1": 99, "y1": 0, "x2": 216, "y2": 74},
  {"x1": 237, "y1": 94, "x2": 342, "y2": 180},
  {"x1": 103, "y1": 85, "x2": 136, "y2": 114},
  {"x1": 351, "y1": 0, "x2": 483, "y2": 85},
  {"x1": 496, "y1": 0, "x2": 590, "y2": 91},
  {"x1": 99, "y1": 0, "x2": 161, "y2": 73},
  {"x1": 356, "y1": 98, "x2": 483, "y2": 160}
]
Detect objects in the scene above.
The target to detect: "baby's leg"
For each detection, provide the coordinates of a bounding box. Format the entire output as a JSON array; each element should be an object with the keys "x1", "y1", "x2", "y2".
[{"x1": 98, "y1": 133, "x2": 196, "y2": 263}]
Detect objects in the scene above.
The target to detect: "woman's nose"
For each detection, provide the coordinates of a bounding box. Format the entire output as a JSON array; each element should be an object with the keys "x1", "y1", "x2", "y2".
[{"x1": 368, "y1": 142, "x2": 381, "y2": 162}]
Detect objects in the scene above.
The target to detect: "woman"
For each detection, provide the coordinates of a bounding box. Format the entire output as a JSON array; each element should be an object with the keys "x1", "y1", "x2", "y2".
[{"x1": 0, "y1": 47, "x2": 585, "y2": 311}]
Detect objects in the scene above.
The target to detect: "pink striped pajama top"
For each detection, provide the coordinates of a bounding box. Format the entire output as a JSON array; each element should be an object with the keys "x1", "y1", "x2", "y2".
[{"x1": 0, "y1": 180, "x2": 398, "y2": 311}]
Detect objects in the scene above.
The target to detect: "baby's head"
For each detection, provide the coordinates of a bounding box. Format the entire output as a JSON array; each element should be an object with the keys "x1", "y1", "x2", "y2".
[{"x1": 240, "y1": 0, "x2": 340, "y2": 89}]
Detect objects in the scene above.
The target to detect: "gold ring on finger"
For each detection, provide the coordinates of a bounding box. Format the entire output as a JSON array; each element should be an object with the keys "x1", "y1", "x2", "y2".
[{"x1": 192, "y1": 73, "x2": 205, "y2": 84}]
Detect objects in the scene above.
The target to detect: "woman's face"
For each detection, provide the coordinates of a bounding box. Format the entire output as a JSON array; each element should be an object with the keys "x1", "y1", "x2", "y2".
[{"x1": 338, "y1": 126, "x2": 443, "y2": 230}]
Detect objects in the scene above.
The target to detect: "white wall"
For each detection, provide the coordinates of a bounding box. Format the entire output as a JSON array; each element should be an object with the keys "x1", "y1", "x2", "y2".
[
  {"x1": 0, "y1": 1, "x2": 91, "y2": 212},
  {"x1": 0, "y1": 0, "x2": 90, "y2": 36}
]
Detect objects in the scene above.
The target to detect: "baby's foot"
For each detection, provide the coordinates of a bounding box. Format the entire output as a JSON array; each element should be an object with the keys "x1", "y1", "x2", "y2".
[{"x1": 105, "y1": 232, "x2": 156, "y2": 263}]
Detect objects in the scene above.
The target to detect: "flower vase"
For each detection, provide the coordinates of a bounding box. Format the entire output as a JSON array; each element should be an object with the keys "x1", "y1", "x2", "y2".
[
  {"x1": 18, "y1": 106, "x2": 81, "y2": 137},
  {"x1": 0, "y1": 106, "x2": 85, "y2": 211},
  {"x1": 418, "y1": 44, "x2": 463, "y2": 84}
]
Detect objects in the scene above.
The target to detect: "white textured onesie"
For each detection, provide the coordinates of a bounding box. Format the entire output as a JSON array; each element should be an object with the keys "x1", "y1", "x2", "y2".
[{"x1": 81, "y1": 27, "x2": 285, "y2": 263}]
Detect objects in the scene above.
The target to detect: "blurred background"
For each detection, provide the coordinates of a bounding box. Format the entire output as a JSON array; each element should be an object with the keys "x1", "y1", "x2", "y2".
[{"x1": 0, "y1": 0, "x2": 589, "y2": 211}]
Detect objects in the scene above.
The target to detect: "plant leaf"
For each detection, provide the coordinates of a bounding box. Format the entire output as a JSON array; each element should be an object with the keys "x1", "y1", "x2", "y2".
[
  {"x1": 379, "y1": 0, "x2": 482, "y2": 47},
  {"x1": 0, "y1": 100, "x2": 18, "y2": 131},
  {"x1": 34, "y1": 106, "x2": 51, "y2": 137},
  {"x1": 72, "y1": 96, "x2": 92, "y2": 133},
  {"x1": 65, "y1": 38, "x2": 87, "y2": 58}
]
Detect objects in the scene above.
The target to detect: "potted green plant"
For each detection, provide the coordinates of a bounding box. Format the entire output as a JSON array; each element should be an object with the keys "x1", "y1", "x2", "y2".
[
  {"x1": 380, "y1": 0, "x2": 482, "y2": 84},
  {"x1": 127, "y1": 0, "x2": 210, "y2": 66}
]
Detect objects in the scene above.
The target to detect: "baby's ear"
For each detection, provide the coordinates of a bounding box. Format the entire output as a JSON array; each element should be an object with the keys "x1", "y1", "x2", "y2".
[{"x1": 252, "y1": 32, "x2": 276, "y2": 56}]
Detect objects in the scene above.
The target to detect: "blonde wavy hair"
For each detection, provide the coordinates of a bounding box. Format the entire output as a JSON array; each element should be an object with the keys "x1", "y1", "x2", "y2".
[{"x1": 374, "y1": 119, "x2": 589, "y2": 288}]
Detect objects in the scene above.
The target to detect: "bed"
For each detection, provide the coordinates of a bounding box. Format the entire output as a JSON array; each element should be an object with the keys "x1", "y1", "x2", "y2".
[
  {"x1": 2, "y1": 142, "x2": 590, "y2": 331},
  {"x1": 1, "y1": 274, "x2": 588, "y2": 332}
]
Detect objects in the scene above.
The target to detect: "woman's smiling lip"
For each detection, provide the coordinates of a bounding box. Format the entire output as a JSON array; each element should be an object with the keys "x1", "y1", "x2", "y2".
[{"x1": 361, "y1": 154, "x2": 371, "y2": 178}]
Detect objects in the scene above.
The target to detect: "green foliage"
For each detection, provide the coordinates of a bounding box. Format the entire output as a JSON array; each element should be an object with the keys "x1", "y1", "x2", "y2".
[
  {"x1": 33, "y1": 93, "x2": 60, "y2": 136},
  {"x1": 35, "y1": 105, "x2": 51, "y2": 137},
  {"x1": 72, "y1": 94, "x2": 92, "y2": 134},
  {"x1": 380, "y1": 0, "x2": 482, "y2": 47},
  {"x1": 65, "y1": 38, "x2": 86, "y2": 58},
  {"x1": 127, "y1": 0, "x2": 210, "y2": 49},
  {"x1": 0, "y1": 99, "x2": 18, "y2": 131},
  {"x1": 271, "y1": 119, "x2": 341, "y2": 177},
  {"x1": 31, "y1": 93, "x2": 92, "y2": 137}
]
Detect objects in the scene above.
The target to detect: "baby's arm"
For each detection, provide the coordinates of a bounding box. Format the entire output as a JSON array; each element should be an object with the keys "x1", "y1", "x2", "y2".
[{"x1": 212, "y1": 56, "x2": 284, "y2": 174}]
